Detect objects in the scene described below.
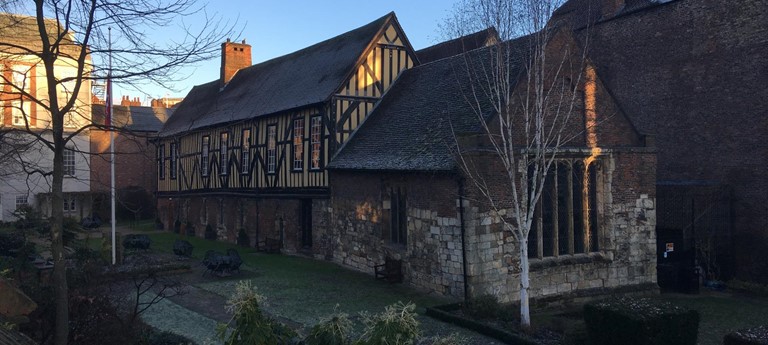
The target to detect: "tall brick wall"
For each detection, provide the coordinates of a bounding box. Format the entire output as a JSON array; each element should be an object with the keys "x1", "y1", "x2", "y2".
[{"x1": 569, "y1": 0, "x2": 768, "y2": 281}]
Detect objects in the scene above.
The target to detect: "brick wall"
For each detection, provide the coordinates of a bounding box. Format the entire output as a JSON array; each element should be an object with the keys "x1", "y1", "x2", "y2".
[
  {"x1": 156, "y1": 196, "x2": 308, "y2": 252},
  {"x1": 568, "y1": 0, "x2": 768, "y2": 281}
]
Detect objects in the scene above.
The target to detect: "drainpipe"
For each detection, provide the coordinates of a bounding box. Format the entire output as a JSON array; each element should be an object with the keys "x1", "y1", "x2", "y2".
[{"x1": 458, "y1": 178, "x2": 469, "y2": 302}]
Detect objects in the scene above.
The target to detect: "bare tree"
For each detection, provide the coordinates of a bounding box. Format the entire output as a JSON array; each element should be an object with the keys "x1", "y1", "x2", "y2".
[
  {"x1": 0, "y1": 1, "x2": 232, "y2": 343},
  {"x1": 443, "y1": 0, "x2": 593, "y2": 328}
]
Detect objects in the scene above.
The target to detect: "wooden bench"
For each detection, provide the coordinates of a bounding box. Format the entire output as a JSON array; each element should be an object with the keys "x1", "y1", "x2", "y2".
[
  {"x1": 375, "y1": 258, "x2": 403, "y2": 283},
  {"x1": 257, "y1": 237, "x2": 281, "y2": 254}
]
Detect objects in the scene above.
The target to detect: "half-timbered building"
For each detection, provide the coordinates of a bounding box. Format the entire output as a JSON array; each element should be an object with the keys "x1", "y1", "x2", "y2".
[
  {"x1": 156, "y1": 13, "x2": 417, "y2": 251},
  {"x1": 157, "y1": 9, "x2": 661, "y2": 303}
]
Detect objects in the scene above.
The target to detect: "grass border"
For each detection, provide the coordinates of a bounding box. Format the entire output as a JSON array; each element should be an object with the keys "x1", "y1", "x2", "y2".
[{"x1": 425, "y1": 304, "x2": 538, "y2": 345}]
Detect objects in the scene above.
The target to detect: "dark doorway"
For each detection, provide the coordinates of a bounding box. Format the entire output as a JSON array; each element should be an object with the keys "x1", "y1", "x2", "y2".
[
  {"x1": 656, "y1": 227, "x2": 697, "y2": 293},
  {"x1": 656, "y1": 182, "x2": 733, "y2": 293},
  {"x1": 301, "y1": 199, "x2": 312, "y2": 249}
]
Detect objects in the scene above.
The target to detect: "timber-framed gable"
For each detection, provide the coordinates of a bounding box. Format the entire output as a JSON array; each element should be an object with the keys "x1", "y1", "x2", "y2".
[{"x1": 156, "y1": 13, "x2": 417, "y2": 199}]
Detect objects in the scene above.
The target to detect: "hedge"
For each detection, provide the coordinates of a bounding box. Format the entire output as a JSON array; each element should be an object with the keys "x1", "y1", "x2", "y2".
[{"x1": 584, "y1": 297, "x2": 699, "y2": 345}]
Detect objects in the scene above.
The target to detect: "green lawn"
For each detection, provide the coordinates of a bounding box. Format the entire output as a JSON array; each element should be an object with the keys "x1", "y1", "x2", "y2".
[
  {"x1": 145, "y1": 233, "x2": 768, "y2": 344},
  {"x1": 146, "y1": 233, "x2": 452, "y2": 327},
  {"x1": 659, "y1": 293, "x2": 768, "y2": 345}
]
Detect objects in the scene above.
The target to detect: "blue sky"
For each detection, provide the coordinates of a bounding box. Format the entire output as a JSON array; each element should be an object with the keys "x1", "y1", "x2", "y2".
[{"x1": 118, "y1": 0, "x2": 457, "y2": 103}]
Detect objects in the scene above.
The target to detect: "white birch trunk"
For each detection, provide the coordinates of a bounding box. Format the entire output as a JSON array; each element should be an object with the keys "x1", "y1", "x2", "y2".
[{"x1": 520, "y1": 237, "x2": 531, "y2": 328}]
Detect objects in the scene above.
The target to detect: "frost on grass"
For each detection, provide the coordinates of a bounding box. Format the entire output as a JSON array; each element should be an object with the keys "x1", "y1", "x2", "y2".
[{"x1": 139, "y1": 292, "x2": 222, "y2": 345}]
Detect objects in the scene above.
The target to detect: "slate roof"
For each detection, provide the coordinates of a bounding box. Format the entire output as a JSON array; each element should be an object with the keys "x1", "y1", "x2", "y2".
[
  {"x1": 416, "y1": 28, "x2": 499, "y2": 64},
  {"x1": 552, "y1": 0, "x2": 674, "y2": 29},
  {"x1": 329, "y1": 36, "x2": 532, "y2": 172},
  {"x1": 0, "y1": 13, "x2": 81, "y2": 58},
  {"x1": 160, "y1": 13, "x2": 394, "y2": 137},
  {"x1": 92, "y1": 104, "x2": 172, "y2": 132}
]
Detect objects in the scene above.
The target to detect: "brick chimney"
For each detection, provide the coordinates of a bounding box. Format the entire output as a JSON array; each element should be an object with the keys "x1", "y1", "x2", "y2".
[
  {"x1": 601, "y1": 0, "x2": 625, "y2": 19},
  {"x1": 221, "y1": 38, "x2": 252, "y2": 85},
  {"x1": 120, "y1": 95, "x2": 141, "y2": 107}
]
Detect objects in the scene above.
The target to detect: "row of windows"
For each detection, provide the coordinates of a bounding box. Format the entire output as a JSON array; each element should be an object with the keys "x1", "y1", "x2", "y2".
[
  {"x1": 2, "y1": 64, "x2": 79, "y2": 128},
  {"x1": 9, "y1": 195, "x2": 76, "y2": 212},
  {"x1": 160, "y1": 116, "x2": 324, "y2": 180}
]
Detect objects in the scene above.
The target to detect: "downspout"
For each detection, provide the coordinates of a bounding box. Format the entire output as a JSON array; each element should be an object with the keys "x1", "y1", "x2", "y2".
[{"x1": 458, "y1": 178, "x2": 469, "y2": 302}]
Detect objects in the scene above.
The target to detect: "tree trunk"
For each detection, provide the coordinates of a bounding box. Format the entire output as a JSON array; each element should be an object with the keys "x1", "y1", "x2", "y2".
[
  {"x1": 519, "y1": 237, "x2": 531, "y2": 329},
  {"x1": 51, "y1": 138, "x2": 69, "y2": 344}
]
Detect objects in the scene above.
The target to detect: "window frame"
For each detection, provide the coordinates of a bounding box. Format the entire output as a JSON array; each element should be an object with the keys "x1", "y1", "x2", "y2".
[
  {"x1": 63, "y1": 197, "x2": 76, "y2": 212},
  {"x1": 390, "y1": 187, "x2": 408, "y2": 246},
  {"x1": 169, "y1": 142, "x2": 177, "y2": 179},
  {"x1": 11, "y1": 65, "x2": 31, "y2": 93},
  {"x1": 11, "y1": 100, "x2": 31, "y2": 127},
  {"x1": 15, "y1": 195, "x2": 28, "y2": 210},
  {"x1": 158, "y1": 143, "x2": 165, "y2": 180},
  {"x1": 267, "y1": 124, "x2": 277, "y2": 174},
  {"x1": 292, "y1": 117, "x2": 304, "y2": 171},
  {"x1": 63, "y1": 146, "x2": 76, "y2": 176},
  {"x1": 310, "y1": 115, "x2": 323, "y2": 170},
  {"x1": 528, "y1": 159, "x2": 600, "y2": 259},
  {"x1": 201, "y1": 136, "x2": 210, "y2": 177},
  {"x1": 220, "y1": 132, "x2": 229, "y2": 175},
  {"x1": 241, "y1": 128, "x2": 251, "y2": 175}
]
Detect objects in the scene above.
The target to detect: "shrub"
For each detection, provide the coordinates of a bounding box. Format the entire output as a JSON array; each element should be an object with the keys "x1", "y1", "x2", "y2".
[
  {"x1": 237, "y1": 228, "x2": 250, "y2": 247},
  {"x1": 723, "y1": 326, "x2": 768, "y2": 345},
  {"x1": 204, "y1": 224, "x2": 216, "y2": 240},
  {"x1": 360, "y1": 302, "x2": 420, "y2": 345},
  {"x1": 173, "y1": 219, "x2": 181, "y2": 234},
  {"x1": 584, "y1": 297, "x2": 699, "y2": 345},
  {"x1": 0, "y1": 232, "x2": 25, "y2": 256},
  {"x1": 304, "y1": 310, "x2": 353, "y2": 345},
  {"x1": 218, "y1": 281, "x2": 297, "y2": 345}
]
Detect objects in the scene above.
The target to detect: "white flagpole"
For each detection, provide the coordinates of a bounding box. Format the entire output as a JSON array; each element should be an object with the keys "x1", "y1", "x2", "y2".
[{"x1": 108, "y1": 27, "x2": 116, "y2": 265}]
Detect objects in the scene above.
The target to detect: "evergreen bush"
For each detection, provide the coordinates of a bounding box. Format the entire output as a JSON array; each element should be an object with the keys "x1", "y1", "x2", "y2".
[
  {"x1": 584, "y1": 297, "x2": 699, "y2": 345},
  {"x1": 218, "y1": 281, "x2": 297, "y2": 345},
  {"x1": 304, "y1": 310, "x2": 352, "y2": 345},
  {"x1": 359, "y1": 302, "x2": 420, "y2": 345}
]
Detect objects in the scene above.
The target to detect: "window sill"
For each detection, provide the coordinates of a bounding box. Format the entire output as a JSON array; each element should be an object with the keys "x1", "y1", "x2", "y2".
[
  {"x1": 529, "y1": 252, "x2": 611, "y2": 272},
  {"x1": 382, "y1": 242, "x2": 407, "y2": 253}
]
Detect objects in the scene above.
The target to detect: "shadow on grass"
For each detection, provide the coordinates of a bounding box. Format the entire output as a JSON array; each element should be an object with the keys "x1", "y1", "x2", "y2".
[{"x1": 146, "y1": 232, "x2": 453, "y2": 328}]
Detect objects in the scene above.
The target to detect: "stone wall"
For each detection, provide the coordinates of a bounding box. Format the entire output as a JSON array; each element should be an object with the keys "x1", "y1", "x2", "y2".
[
  {"x1": 324, "y1": 149, "x2": 657, "y2": 302},
  {"x1": 320, "y1": 171, "x2": 467, "y2": 298}
]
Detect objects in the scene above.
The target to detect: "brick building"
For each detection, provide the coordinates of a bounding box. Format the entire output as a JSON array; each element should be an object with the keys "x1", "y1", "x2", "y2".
[
  {"x1": 0, "y1": 14, "x2": 92, "y2": 221},
  {"x1": 90, "y1": 103, "x2": 172, "y2": 220},
  {"x1": 156, "y1": 11, "x2": 658, "y2": 302},
  {"x1": 552, "y1": 0, "x2": 768, "y2": 284},
  {"x1": 325, "y1": 29, "x2": 657, "y2": 301}
]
